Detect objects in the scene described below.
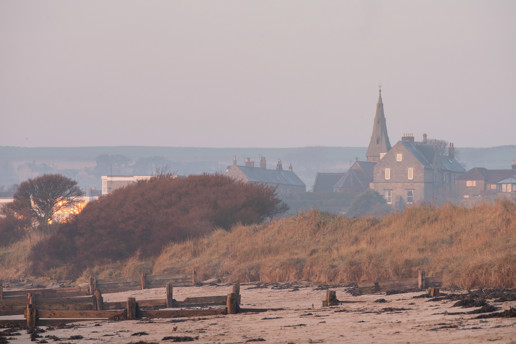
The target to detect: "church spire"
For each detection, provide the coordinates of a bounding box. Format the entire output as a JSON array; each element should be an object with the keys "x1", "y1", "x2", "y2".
[{"x1": 366, "y1": 87, "x2": 391, "y2": 162}]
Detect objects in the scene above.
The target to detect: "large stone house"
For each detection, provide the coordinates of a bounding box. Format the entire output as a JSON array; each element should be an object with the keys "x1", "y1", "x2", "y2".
[
  {"x1": 225, "y1": 157, "x2": 306, "y2": 196},
  {"x1": 371, "y1": 135, "x2": 465, "y2": 208}
]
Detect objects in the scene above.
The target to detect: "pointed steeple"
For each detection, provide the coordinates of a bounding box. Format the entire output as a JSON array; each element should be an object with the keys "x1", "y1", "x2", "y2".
[{"x1": 366, "y1": 87, "x2": 391, "y2": 162}]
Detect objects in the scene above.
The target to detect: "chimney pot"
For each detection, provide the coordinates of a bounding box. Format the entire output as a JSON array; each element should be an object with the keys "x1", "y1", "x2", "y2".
[
  {"x1": 260, "y1": 157, "x2": 266, "y2": 169},
  {"x1": 423, "y1": 133, "x2": 428, "y2": 144},
  {"x1": 402, "y1": 133, "x2": 414, "y2": 143},
  {"x1": 276, "y1": 159, "x2": 283, "y2": 171}
]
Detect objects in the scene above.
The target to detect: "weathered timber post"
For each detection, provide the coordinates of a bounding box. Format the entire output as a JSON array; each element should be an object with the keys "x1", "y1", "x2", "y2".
[
  {"x1": 323, "y1": 290, "x2": 338, "y2": 307},
  {"x1": 166, "y1": 283, "x2": 174, "y2": 308},
  {"x1": 27, "y1": 292, "x2": 35, "y2": 306},
  {"x1": 418, "y1": 271, "x2": 426, "y2": 290},
  {"x1": 127, "y1": 297, "x2": 138, "y2": 320},
  {"x1": 373, "y1": 282, "x2": 380, "y2": 293},
  {"x1": 232, "y1": 282, "x2": 241, "y2": 305},
  {"x1": 0, "y1": 283, "x2": 3, "y2": 301},
  {"x1": 192, "y1": 270, "x2": 197, "y2": 285},
  {"x1": 428, "y1": 287, "x2": 439, "y2": 297},
  {"x1": 141, "y1": 273, "x2": 147, "y2": 290},
  {"x1": 26, "y1": 304, "x2": 37, "y2": 328},
  {"x1": 227, "y1": 293, "x2": 239, "y2": 314},
  {"x1": 89, "y1": 277, "x2": 98, "y2": 295},
  {"x1": 94, "y1": 289, "x2": 103, "y2": 311}
]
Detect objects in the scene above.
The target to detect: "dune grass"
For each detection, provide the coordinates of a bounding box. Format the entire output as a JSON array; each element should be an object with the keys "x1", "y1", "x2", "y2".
[{"x1": 152, "y1": 199, "x2": 515, "y2": 289}]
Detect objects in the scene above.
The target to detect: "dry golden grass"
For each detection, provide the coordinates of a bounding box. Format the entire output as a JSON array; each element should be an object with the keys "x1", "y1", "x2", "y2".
[
  {"x1": 0, "y1": 231, "x2": 50, "y2": 280},
  {"x1": 153, "y1": 199, "x2": 515, "y2": 288}
]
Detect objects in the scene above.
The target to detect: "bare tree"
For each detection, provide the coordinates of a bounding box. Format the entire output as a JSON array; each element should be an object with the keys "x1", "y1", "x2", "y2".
[{"x1": 4, "y1": 174, "x2": 84, "y2": 229}]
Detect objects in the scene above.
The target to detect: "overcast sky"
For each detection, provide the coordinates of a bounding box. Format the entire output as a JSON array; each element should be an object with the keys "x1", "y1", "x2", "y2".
[{"x1": 1, "y1": 0, "x2": 515, "y2": 148}]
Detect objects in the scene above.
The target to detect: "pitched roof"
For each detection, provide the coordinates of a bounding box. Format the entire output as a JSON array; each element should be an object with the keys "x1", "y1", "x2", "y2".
[
  {"x1": 333, "y1": 169, "x2": 371, "y2": 193},
  {"x1": 351, "y1": 161, "x2": 376, "y2": 180},
  {"x1": 400, "y1": 141, "x2": 465, "y2": 173},
  {"x1": 458, "y1": 168, "x2": 516, "y2": 183},
  {"x1": 235, "y1": 165, "x2": 306, "y2": 187},
  {"x1": 313, "y1": 172, "x2": 346, "y2": 193},
  {"x1": 498, "y1": 177, "x2": 516, "y2": 184}
]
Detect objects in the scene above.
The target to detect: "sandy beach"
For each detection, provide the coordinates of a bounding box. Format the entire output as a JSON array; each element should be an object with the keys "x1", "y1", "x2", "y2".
[{"x1": 1, "y1": 283, "x2": 514, "y2": 343}]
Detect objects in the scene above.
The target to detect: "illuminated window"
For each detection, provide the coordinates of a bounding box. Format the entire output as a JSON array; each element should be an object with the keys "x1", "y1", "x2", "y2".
[
  {"x1": 385, "y1": 168, "x2": 391, "y2": 180},
  {"x1": 396, "y1": 153, "x2": 403, "y2": 162},
  {"x1": 466, "y1": 180, "x2": 476, "y2": 187},
  {"x1": 408, "y1": 167, "x2": 414, "y2": 180},
  {"x1": 407, "y1": 190, "x2": 414, "y2": 204},
  {"x1": 384, "y1": 190, "x2": 392, "y2": 204},
  {"x1": 379, "y1": 153, "x2": 386, "y2": 160}
]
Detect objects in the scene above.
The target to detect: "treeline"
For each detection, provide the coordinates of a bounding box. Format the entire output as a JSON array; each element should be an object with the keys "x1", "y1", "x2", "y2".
[{"x1": 29, "y1": 174, "x2": 287, "y2": 278}]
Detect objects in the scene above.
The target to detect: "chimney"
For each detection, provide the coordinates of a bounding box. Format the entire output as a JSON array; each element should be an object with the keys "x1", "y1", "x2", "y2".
[
  {"x1": 233, "y1": 156, "x2": 237, "y2": 165},
  {"x1": 260, "y1": 157, "x2": 266, "y2": 169},
  {"x1": 276, "y1": 159, "x2": 283, "y2": 170},
  {"x1": 448, "y1": 143, "x2": 455, "y2": 158},
  {"x1": 401, "y1": 133, "x2": 414, "y2": 143},
  {"x1": 288, "y1": 163, "x2": 293, "y2": 172},
  {"x1": 245, "y1": 157, "x2": 254, "y2": 167},
  {"x1": 512, "y1": 160, "x2": 516, "y2": 170},
  {"x1": 423, "y1": 133, "x2": 427, "y2": 144}
]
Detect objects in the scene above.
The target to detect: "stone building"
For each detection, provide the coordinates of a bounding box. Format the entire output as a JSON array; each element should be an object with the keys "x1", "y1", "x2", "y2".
[
  {"x1": 457, "y1": 162, "x2": 516, "y2": 201},
  {"x1": 225, "y1": 157, "x2": 306, "y2": 196},
  {"x1": 371, "y1": 134, "x2": 465, "y2": 208}
]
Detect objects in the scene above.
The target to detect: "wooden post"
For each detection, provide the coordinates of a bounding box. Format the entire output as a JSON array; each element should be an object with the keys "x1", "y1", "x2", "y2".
[
  {"x1": 28, "y1": 292, "x2": 35, "y2": 306},
  {"x1": 232, "y1": 282, "x2": 241, "y2": 305},
  {"x1": 166, "y1": 283, "x2": 174, "y2": 308},
  {"x1": 26, "y1": 304, "x2": 37, "y2": 328},
  {"x1": 127, "y1": 297, "x2": 138, "y2": 320},
  {"x1": 94, "y1": 289, "x2": 103, "y2": 311},
  {"x1": 324, "y1": 290, "x2": 338, "y2": 306},
  {"x1": 418, "y1": 271, "x2": 426, "y2": 290},
  {"x1": 192, "y1": 270, "x2": 197, "y2": 285},
  {"x1": 141, "y1": 273, "x2": 147, "y2": 290},
  {"x1": 0, "y1": 283, "x2": 3, "y2": 301},
  {"x1": 428, "y1": 287, "x2": 439, "y2": 297},
  {"x1": 227, "y1": 293, "x2": 238, "y2": 314},
  {"x1": 89, "y1": 277, "x2": 97, "y2": 295}
]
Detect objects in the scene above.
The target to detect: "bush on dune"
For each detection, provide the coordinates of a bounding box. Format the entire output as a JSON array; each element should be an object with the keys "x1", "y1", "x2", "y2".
[{"x1": 29, "y1": 174, "x2": 287, "y2": 278}]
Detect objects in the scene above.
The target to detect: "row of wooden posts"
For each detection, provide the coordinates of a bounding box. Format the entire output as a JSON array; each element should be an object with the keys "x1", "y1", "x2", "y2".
[
  {"x1": 322, "y1": 271, "x2": 441, "y2": 306},
  {"x1": 21, "y1": 283, "x2": 241, "y2": 328}
]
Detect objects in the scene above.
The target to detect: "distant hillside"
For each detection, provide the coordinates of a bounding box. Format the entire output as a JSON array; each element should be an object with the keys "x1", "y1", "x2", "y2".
[{"x1": 1, "y1": 145, "x2": 515, "y2": 193}]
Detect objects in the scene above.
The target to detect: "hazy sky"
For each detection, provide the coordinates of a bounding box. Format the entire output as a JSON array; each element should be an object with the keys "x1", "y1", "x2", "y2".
[{"x1": 1, "y1": 1, "x2": 515, "y2": 148}]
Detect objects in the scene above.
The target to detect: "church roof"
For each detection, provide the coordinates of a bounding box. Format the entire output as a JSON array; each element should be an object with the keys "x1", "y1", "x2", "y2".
[{"x1": 366, "y1": 89, "x2": 392, "y2": 162}]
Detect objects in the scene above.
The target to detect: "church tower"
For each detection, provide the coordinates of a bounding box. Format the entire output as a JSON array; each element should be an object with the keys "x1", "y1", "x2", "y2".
[{"x1": 366, "y1": 88, "x2": 391, "y2": 162}]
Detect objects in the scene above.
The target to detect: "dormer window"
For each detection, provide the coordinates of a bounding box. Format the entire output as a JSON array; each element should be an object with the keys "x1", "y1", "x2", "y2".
[{"x1": 396, "y1": 153, "x2": 403, "y2": 162}]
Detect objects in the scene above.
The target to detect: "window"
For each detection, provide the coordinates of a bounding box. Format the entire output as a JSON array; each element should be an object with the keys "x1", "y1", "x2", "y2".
[
  {"x1": 490, "y1": 184, "x2": 497, "y2": 190},
  {"x1": 384, "y1": 190, "x2": 392, "y2": 204},
  {"x1": 385, "y1": 168, "x2": 391, "y2": 180},
  {"x1": 379, "y1": 152, "x2": 386, "y2": 160},
  {"x1": 408, "y1": 167, "x2": 414, "y2": 180},
  {"x1": 407, "y1": 190, "x2": 414, "y2": 204},
  {"x1": 502, "y1": 184, "x2": 507, "y2": 192},
  {"x1": 466, "y1": 180, "x2": 476, "y2": 187},
  {"x1": 396, "y1": 153, "x2": 403, "y2": 162}
]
